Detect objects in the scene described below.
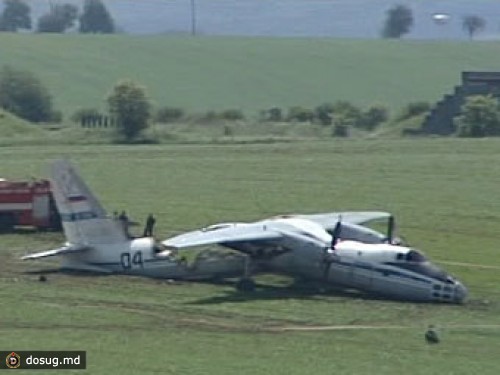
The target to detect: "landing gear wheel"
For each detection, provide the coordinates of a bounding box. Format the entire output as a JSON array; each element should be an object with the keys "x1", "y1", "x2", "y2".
[{"x1": 236, "y1": 277, "x2": 256, "y2": 292}]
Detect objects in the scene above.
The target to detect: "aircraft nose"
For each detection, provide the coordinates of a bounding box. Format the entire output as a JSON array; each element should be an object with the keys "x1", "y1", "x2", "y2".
[{"x1": 454, "y1": 281, "x2": 468, "y2": 304}]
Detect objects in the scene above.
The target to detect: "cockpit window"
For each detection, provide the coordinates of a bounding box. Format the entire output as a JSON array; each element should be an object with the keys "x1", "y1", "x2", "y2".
[
  {"x1": 386, "y1": 248, "x2": 449, "y2": 281},
  {"x1": 405, "y1": 250, "x2": 427, "y2": 263}
]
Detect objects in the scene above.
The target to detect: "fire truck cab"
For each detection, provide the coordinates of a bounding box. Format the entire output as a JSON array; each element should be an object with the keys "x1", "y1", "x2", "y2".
[{"x1": 0, "y1": 178, "x2": 61, "y2": 231}]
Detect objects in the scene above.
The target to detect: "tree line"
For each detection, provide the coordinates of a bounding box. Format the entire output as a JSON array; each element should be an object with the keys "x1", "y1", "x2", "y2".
[
  {"x1": 0, "y1": 0, "x2": 114, "y2": 33},
  {"x1": 1, "y1": 64, "x2": 500, "y2": 141},
  {"x1": 0, "y1": 1, "x2": 489, "y2": 39},
  {"x1": 382, "y1": 4, "x2": 487, "y2": 40}
]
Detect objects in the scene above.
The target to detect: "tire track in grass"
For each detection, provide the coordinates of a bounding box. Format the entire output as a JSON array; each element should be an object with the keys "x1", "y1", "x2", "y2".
[{"x1": 273, "y1": 324, "x2": 500, "y2": 332}]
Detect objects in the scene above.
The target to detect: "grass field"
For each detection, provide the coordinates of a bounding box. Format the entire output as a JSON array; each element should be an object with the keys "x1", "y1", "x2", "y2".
[
  {"x1": 1, "y1": 139, "x2": 500, "y2": 374},
  {"x1": 1, "y1": 34, "x2": 500, "y2": 117}
]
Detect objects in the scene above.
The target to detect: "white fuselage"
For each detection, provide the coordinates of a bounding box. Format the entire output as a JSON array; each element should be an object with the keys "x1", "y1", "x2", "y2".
[{"x1": 60, "y1": 237, "x2": 245, "y2": 280}]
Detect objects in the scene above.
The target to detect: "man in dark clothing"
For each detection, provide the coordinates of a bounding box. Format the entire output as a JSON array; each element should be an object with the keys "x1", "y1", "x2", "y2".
[{"x1": 143, "y1": 214, "x2": 156, "y2": 237}]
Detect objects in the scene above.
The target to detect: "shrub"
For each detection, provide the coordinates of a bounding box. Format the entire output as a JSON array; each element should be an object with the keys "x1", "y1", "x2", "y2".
[
  {"x1": 397, "y1": 101, "x2": 430, "y2": 121},
  {"x1": 220, "y1": 109, "x2": 245, "y2": 121},
  {"x1": 198, "y1": 110, "x2": 218, "y2": 123},
  {"x1": 259, "y1": 107, "x2": 283, "y2": 122},
  {"x1": 455, "y1": 95, "x2": 500, "y2": 137},
  {"x1": 0, "y1": 65, "x2": 55, "y2": 122},
  {"x1": 268, "y1": 107, "x2": 283, "y2": 122},
  {"x1": 155, "y1": 106, "x2": 185, "y2": 123},
  {"x1": 287, "y1": 106, "x2": 314, "y2": 122},
  {"x1": 194, "y1": 109, "x2": 245, "y2": 123},
  {"x1": 361, "y1": 105, "x2": 389, "y2": 130},
  {"x1": 314, "y1": 103, "x2": 334, "y2": 125},
  {"x1": 332, "y1": 101, "x2": 362, "y2": 123},
  {"x1": 332, "y1": 124, "x2": 349, "y2": 137}
]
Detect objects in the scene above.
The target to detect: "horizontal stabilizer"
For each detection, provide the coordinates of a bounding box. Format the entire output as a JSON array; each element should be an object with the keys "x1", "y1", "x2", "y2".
[{"x1": 21, "y1": 245, "x2": 91, "y2": 260}]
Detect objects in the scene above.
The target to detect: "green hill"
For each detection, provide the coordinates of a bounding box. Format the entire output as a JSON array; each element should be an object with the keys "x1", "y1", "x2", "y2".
[
  {"x1": 1, "y1": 34, "x2": 499, "y2": 117},
  {"x1": 0, "y1": 109, "x2": 45, "y2": 143}
]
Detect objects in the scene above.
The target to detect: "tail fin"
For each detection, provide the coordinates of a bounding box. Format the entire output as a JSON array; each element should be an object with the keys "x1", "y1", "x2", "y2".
[{"x1": 50, "y1": 160, "x2": 128, "y2": 245}]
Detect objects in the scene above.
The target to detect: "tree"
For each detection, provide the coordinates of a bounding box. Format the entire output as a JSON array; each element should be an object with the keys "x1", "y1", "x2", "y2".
[
  {"x1": 361, "y1": 105, "x2": 389, "y2": 130},
  {"x1": 286, "y1": 106, "x2": 314, "y2": 122},
  {"x1": 79, "y1": 0, "x2": 114, "y2": 34},
  {"x1": 381, "y1": 4, "x2": 413, "y2": 38},
  {"x1": 0, "y1": 65, "x2": 54, "y2": 122},
  {"x1": 455, "y1": 95, "x2": 500, "y2": 137},
  {"x1": 0, "y1": 0, "x2": 30, "y2": 31},
  {"x1": 37, "y1": 3, "x2": 78, "y2": 33},
  {"x1": 396, "y1": 101, "x2": 430, "y2": 121},
  {"x1": 107, "y1": 80, "x2": 151, "y2": 141},
  {"x1": 462, "y1": 15, "x2": 486, "y2": 40},
  {"x1": 314, "y1": 103, "x2": 335, "y2": 125},
  {"x1": 259, "y1": 107, "x2": 283, "y2": 122},
  {"x1": 331, "y1": 100, "x2": 363, "y2": 127}
]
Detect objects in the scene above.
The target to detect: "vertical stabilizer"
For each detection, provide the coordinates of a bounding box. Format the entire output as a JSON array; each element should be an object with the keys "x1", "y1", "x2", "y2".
[{"x1": 50, "y1": 160, "x2": 127, "y2": 245}]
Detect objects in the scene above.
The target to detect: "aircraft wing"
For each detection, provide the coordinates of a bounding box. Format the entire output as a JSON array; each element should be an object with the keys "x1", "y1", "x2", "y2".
[
  {"x1": 163, "y1": 223, "x2": 283, "y2": 250},
  {"x1": 294, "y1": 211, "x2": 392, "y2": 231},
  {"x1": 21, "y1": 245, "x2": 91, "y2": 260}
]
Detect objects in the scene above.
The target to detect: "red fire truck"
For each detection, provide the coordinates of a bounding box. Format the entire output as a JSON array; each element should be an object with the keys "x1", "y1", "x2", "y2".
[{"x1": 0, "y1": 178, "x2": 61, "y2": 231}]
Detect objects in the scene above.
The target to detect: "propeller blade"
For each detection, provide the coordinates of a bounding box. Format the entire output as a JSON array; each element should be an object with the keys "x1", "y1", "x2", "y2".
[
  {"x1": 387, "y1": 215, "x2": 395, "y2": 244},
  {"x1": 331, "y1": 219, "x2": 342, "y2": 249}
]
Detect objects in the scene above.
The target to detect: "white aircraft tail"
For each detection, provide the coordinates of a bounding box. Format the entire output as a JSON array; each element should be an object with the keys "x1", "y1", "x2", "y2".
[{"x1": 50, "y1": 160, "x2": 128, "y2": 245}]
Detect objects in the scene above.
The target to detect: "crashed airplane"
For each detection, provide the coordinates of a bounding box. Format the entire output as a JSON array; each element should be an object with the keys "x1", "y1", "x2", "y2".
[{"x1": 22, "y1": 160, "x2": 467, "y2": 303}]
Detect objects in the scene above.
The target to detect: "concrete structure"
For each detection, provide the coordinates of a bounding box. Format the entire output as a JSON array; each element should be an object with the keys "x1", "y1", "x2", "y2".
[{"x1": 421, "y1": 72, "x2": 500, "y2": 135}]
